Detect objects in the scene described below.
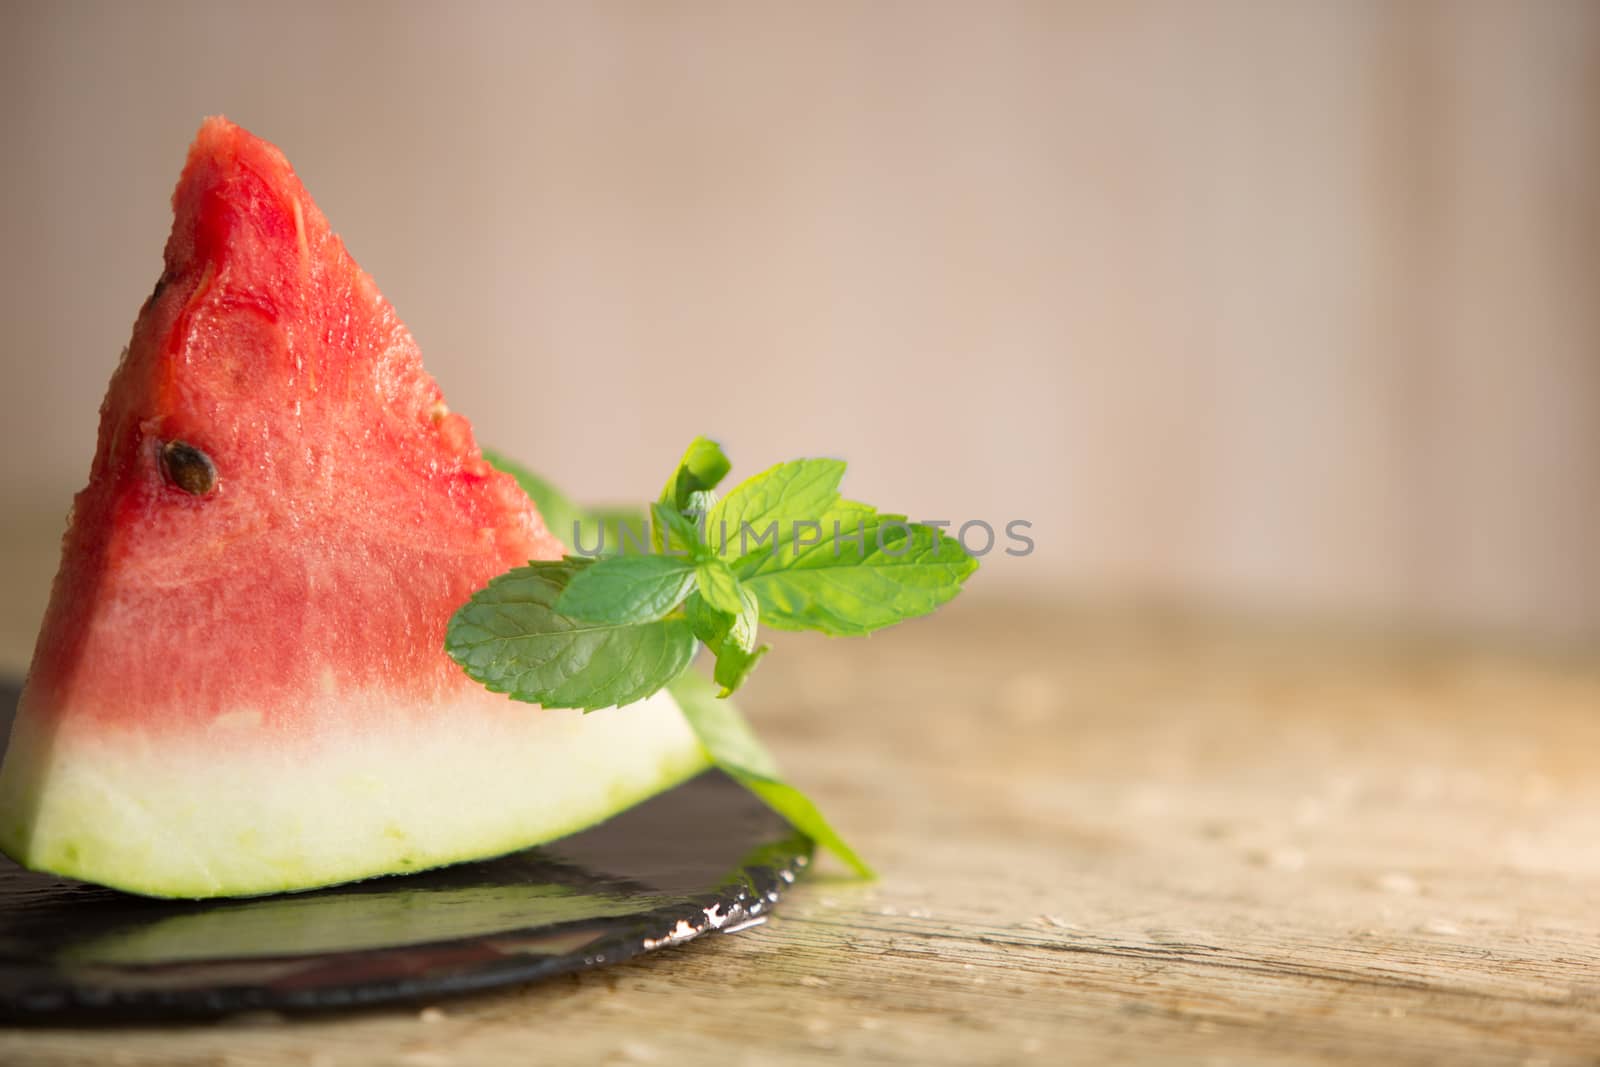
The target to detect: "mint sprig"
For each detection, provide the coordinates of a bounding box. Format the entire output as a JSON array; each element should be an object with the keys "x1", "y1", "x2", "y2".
[
  {"x1": 448, "y1": 439, "x2": 977, "y2": 876},
  {"x1": 452, "y1": 439, "x2": 977, "y2": 705}
]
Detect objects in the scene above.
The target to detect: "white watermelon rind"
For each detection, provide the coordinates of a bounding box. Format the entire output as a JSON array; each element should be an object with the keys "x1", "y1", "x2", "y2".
[{"x1": 0, "y1": 686, "x2": 709, "y2": 899}]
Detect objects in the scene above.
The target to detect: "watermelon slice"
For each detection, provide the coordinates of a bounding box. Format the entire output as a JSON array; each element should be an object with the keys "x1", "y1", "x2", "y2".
[{"x1": 0, "y1": 118, "x2": 708, "y2": 899}]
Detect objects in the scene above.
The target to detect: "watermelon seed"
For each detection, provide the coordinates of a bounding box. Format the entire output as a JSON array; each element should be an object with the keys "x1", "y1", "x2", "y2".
[{"x1": 160, "y1": 441, "x2": 218, "y2": 496}]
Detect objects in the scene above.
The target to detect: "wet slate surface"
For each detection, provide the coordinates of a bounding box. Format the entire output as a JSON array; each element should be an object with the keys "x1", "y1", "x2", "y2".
[{"x1": 0, "y1": 681, "x2": 811, "y2": 1020}]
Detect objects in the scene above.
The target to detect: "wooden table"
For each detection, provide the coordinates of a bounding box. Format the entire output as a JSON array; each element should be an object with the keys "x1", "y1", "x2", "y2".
[{"x1": 2, "y1": 595, "x2": 1598, "y2": 1066}]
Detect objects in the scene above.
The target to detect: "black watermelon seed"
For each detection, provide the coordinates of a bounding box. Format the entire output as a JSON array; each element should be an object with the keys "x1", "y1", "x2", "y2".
[{"x1": 159, "y1": 441, "x2": 217, "y2": 496}]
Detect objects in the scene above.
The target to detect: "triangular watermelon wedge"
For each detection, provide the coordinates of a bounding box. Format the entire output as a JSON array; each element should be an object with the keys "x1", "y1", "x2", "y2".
[{"x1": 0, "y1": 118, "x2": 707, "y2": 898}]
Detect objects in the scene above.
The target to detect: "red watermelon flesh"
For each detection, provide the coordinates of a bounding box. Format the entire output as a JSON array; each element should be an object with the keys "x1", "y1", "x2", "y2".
[{"x1": 0, "y1": 118, "x2": 706, "y2": 898}]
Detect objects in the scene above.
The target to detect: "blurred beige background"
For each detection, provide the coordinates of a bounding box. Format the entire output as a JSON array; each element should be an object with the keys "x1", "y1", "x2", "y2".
[{"x1": 1, "y1": 1, "x2": 1597, "y2": 653}]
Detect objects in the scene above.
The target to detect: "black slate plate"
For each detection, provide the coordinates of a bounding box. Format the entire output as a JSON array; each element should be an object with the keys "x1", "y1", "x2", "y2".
[{"x1": 0, "y1": 681, "x2": 811, "y2": 1020}]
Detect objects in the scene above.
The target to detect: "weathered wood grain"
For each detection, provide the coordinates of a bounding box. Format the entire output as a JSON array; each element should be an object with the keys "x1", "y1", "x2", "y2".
[{"x1": 2, "y1": 598, "x2": 1598, "y2": 1065}]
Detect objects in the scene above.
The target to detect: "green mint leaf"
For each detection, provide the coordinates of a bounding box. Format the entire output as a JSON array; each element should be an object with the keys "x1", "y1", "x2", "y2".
[
  {"x1": 712, "y1": 640, "x2": 770, "y2": 697},
  {"x1": 685, "y1": 581, "x2": 766, "y2": 696},
  {"x1": 737, "y1": 515, "x2": 977, "y2": 636},
  {"x1": 685, "y1": 585, "x2": 759, "y2": 654},
  {"x1": 707, "y1": 459, "x2": 846, "y2": 558},
  {"x1": 651, "y1": 501, "x2": 704, "y2": 559},
  {"x1": 683, "y1": 591, "x2": 731, "y2": 646},
  {"x1": 447, "y1": 559, "x2": 696, "y2": 711},
  {"x1": 668, "y1": 672, "x2": 873, "y2": 877},
  {"x1": 729, "y1": 585, "x2": 764, "y2": 652},
  {"x1": 726, "y1": 583, "x2": 760, "y2": 653},
  {"x1": 661, "y1": 436, "x2": 732, "y2": 513},
  {"x1": 553, "y1": 553, "x2": 699, "y2": 625},
  {"x1": 695, "y1": 558, "x2": 747, "y2": 617}
]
